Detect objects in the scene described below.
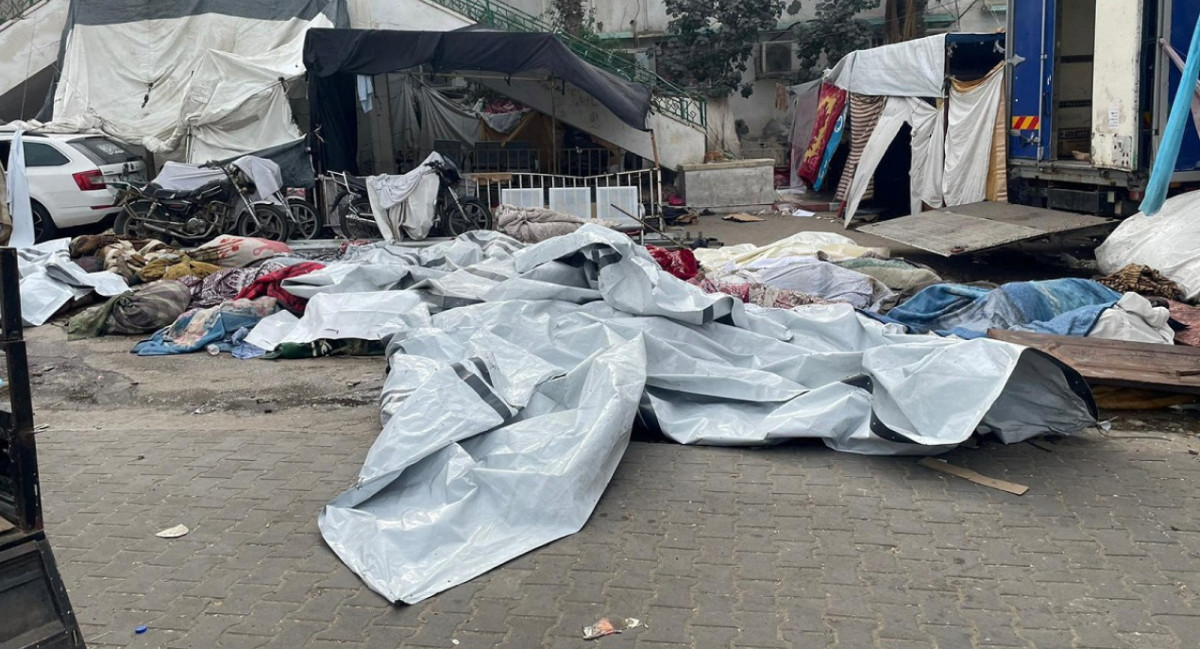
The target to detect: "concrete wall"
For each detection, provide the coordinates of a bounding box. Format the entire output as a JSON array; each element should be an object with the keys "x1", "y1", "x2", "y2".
[
  {"x1": 347, "y1": 0, "x2": 472, "y2": 30},
  {"x1": 0, "y1": 0, "x2": 67, "y2": 121},
  {"x1": 679, "y1": 158, "x2": 776, "y2": 208}
]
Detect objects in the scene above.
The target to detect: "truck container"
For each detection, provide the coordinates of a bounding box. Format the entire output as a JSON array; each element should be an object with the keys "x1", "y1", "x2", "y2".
[{"x1": 1008, "y1": 0, "x2": 1200, "y2": 215}]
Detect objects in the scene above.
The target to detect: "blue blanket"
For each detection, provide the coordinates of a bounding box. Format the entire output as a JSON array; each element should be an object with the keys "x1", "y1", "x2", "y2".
[
  {"x1": 133, "y1": 298, "x2": 278, "y2": 356},
  {"x1": 878, "y1": 278, "x2": 1121, "y2": 338}
]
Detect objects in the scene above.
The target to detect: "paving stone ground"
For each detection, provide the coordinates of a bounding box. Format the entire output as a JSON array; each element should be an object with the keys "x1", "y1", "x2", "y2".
[{"x1": 33, "y1": 393, "x2": 1200, "y2": 649}]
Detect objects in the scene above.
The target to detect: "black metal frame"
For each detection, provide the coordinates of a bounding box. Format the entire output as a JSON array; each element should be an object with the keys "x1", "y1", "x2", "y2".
[
  {"x1": 1, "y1": 247, "x2": 38, "y2": 532},
  {"x1": 0, "y1": 246, "x2": 86, "y2": 649}
]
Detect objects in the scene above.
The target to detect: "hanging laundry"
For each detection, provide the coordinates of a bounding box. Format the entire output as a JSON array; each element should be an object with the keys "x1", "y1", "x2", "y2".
[{"x1": 796, "y1": 83, "x2": 847, "y2": 187}]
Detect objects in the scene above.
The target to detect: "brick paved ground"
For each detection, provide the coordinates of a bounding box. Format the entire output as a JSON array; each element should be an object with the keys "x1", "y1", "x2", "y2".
[{"x1": 32, "y1": 370, "x2": 1200, "y2": 649}]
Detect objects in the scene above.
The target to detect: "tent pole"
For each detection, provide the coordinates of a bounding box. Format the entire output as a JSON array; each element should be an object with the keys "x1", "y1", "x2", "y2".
[
  {"x1": 650, "y1": 128, "x2": 662, "y2": 231},
  {"x1": 551, "y1": 82, "x2": 559, "y2": 175}
]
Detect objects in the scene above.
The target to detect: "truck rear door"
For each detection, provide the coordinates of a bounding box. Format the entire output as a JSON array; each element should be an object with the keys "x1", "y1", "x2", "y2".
[
  {"x1": 1091, "y1": 0, "x2": 1144, "y2": 171},
  {"x1": 1009, "y1": 0, "x2": 1055, "y2": 161}
]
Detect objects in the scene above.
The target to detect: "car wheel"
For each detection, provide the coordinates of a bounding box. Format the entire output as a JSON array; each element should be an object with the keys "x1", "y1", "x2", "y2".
[{"x1": 31, "y1": 201, "x2": 58, "y2": 242}]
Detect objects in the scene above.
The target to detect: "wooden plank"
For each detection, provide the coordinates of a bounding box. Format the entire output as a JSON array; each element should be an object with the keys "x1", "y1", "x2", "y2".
[
  {"x1": 857, "y1": 202, "x2": 1115, "y2": 256},
  {"x1": 918, "y1": 458, "x2": 1029, "y2": 495},
  {"x1": 987, "y1": 329, "x2": 1200, "y2": 394}
]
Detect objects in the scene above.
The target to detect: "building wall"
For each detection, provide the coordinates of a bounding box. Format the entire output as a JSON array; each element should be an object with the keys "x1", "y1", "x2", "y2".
[{"x1": 347, "y1": 0, "x2": 473, "y2": 30}]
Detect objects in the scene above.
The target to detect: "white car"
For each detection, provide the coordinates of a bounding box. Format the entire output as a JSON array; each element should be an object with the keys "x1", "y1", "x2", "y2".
[{"x1": 0, "y1": 133, "x2": 147, "y2": 241}]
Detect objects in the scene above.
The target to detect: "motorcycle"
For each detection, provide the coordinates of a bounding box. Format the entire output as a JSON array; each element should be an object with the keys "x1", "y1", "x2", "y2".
[
  {"x1": 114, "y1": 162, "x2": 291, "y2": 245},
  {"x1": 329, "y1": 157, "x2": 492, "y2": 240}
]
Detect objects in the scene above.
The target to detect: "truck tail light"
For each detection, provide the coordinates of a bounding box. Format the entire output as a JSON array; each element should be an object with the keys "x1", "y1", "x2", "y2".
[{"x1": 72, "y1": 169, "x2": 106, "y2": 191}]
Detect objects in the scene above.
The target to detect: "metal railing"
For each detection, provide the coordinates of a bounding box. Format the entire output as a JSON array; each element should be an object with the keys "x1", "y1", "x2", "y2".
[
  {"x1": 464, "y1": 167, "x2": 664, "y2": 239},
  {"x1": 430, "y1": 0, "x2": 707, "y2": 128},
  {"x1": 0, "y1": 0, "x2": 39, "y2": 24}
]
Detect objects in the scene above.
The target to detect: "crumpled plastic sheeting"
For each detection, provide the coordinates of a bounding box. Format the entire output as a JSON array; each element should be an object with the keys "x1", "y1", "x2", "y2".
[
  {"x1": 17, "y1": 239, "x2": 129, "y2": 326},
  {"x1": 322, "y1": 336, "x2": 646, "y2": 604},
  {"x1": 279, "y1": 233, "x2": 524, "y2": 299},
  {"x1": 317, "y1": 225, "x2": 1097, "y2": 604}
]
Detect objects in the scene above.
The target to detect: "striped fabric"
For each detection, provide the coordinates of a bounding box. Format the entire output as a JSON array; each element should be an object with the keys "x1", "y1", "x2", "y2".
[{"x1": 835, "y1": 93, "x2": 886, "y2": 202}]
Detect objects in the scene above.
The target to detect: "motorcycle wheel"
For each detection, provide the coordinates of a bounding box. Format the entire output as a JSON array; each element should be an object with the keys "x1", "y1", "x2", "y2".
[
  {"x1": 444, "y1": 197, "x2": 493, "y2": 237},
  {"x1": 114, "y1": 200, "x2": 169, "y2": 241},
  {"x1": 286, "y1": 197, "x2": 324, "y2": 240},
  {"x1": 333, "y1": 192, "x2": 380, "y2": 240},
  {"x1": 237, "y1": 204, "x2": 291, "y2": 242}
]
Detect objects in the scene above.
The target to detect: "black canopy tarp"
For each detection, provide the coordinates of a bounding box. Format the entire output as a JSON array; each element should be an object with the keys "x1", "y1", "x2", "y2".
[{"x1": 303, "y1": 29, "x2": 653, "y2": 173}]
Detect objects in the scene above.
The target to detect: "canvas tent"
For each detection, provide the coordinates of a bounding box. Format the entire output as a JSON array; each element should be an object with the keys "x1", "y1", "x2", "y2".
[
  {"x1": 303, "y1": 29, "x2": 653, "y2": 174},
  {"x1": 37, "y1": 0, "x2": 347, "y2": 163},
  {"x1": 791, "y1": 34, "x2": 1006, "y2": 225}
]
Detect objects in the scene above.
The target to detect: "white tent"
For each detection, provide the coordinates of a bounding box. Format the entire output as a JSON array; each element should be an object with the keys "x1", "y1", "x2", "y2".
[
  {"x1": 42, "y1": 0, "x2": 346, "y2": 162},
  {"x1": 811, "y1": 33, "x2": 1007, "y2": 226}
]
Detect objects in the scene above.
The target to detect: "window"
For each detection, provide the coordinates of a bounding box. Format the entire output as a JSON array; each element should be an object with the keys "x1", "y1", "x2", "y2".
[
  {"x1": 70, "y1": 138, "x2": 140, "y2": 165},
  {"x1": 759, "y1": 41, "x2": 797, "y2": 77},
  {"x1": 23, "y1": 142, "x2": 70, "y2": 167}
]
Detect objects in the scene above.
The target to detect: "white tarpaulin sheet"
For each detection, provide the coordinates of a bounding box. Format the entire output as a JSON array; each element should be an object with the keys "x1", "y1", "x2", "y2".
[
  {"x1": 1097, "y1": 190, "x2": 1200, "y2": 301},
  {"x1": 47, "y1": 1, "x2": 343, "y2": 162},
  {"x1": 263, "y1": 226, "x2": 1099, "y2": 604},
  {"x1": 7, "y1": 129, "x2": 34, "y2": 249},
  {"x1": 17, "y1": 239, "x2": 128, "y2": 326},
  {"x1": 943, "y1": 66, "x2": 1005, "y2": 207},
  {"x1": 826, "y1": 34, "x2": 947, "y2": 98}
]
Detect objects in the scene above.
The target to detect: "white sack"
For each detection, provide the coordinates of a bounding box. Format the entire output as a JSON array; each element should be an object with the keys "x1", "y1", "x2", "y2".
[{"x1": 1096, "y1": 190, "x2": 1200, "y2": 301}]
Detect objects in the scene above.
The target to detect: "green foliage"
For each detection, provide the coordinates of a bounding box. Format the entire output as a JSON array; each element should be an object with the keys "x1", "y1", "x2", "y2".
[
  {"x1": 545, "y1": 0, "x2": 603, "y2": 45},
  {"x1": 793, "y1": 0, "x2": 881, "y2": 82},
  {"x1": 656, "y1": 0, "x2": 786, "y2": 98}
]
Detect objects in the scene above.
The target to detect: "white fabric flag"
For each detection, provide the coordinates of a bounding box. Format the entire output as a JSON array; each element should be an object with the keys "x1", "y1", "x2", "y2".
[{"x1": 7, "y1": 129, "x2": 34, "y2": 248}]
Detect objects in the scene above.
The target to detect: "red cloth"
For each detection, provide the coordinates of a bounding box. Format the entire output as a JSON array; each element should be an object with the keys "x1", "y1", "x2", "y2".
[
  {"x1": 797, "y1": 83, "x2": 848, "y2": 186},
  {"x1": 645, "y1": 246, "x2": 699, "y2": 281},
  {"x1": 235, "y1": 262, "x2": 325, "y2": 315}
]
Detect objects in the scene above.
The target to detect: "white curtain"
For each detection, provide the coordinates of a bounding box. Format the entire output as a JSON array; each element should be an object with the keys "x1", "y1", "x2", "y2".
[{"x1": 943, "y1": 67, "x2": 1005, "y2": 207}]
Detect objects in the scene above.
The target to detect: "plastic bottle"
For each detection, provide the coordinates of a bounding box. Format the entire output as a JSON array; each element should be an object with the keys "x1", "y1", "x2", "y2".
[{"x1": 205, "y1": 344, "x2": 220, "y2": 356}]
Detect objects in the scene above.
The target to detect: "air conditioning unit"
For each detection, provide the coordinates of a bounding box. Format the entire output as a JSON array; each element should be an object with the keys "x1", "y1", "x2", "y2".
[{"x1": 759, "y1": 41, "x2": 797, "y2": 76}]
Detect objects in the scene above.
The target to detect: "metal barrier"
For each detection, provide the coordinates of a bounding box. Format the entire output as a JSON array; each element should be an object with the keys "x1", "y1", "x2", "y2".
[
  {"x1": 465, "y1": 167, "x2": 662, "y2": 213},
  {"x1": 0, "y1": 247, "x2": 86, "y2": 649},
  {"x1": 464, "y1": 167, "x2": 664, "y2": 242}
]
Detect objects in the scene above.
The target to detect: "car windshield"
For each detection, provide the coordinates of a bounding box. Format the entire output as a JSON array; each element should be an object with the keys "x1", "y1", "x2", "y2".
[{"x1": 70, "y1": 138, "x2": 141, "y2": 165}]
